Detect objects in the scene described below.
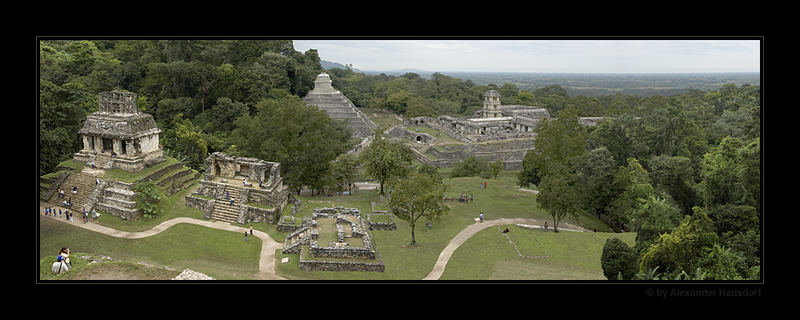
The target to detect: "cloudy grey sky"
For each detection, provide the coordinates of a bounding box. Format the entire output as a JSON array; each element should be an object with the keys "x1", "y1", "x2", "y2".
[{"x1": 292, "y1": 39, "x2": 760, "y2": 73}]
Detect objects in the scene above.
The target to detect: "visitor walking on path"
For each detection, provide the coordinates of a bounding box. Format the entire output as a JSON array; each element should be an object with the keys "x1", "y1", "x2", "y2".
[{"x1": 250, "y1": 226, "x2": 254, "y2": 236}]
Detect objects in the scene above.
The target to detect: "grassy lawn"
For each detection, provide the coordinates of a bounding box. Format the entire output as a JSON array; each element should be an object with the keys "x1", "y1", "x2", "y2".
[
  {"x1": 39, "y1": 217, "x2": 262, "y2": 280},
  {"x1": 365, "y1": 108, "x2": 401, "y2": 130},
  {"x1": 40, "y1": 254, "x2": 182, "y2": 280},
  {"x1": 40, "y1": 157, "x2": 620, "y2": 280},
  {"x1": 274, "y1": 173, "x2": 614, "y2": 280},
  {"x1": 439, "y1": 224, "x2": 636, "y2": 280}
]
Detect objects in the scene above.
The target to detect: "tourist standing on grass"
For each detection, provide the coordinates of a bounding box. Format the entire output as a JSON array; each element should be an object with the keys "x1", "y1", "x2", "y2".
[
  {"x1": 427, "y1": 220, "x2": 432, "y2": 231},
  {"x1": 479, "y1": 212, "x2": 484, "y2": 223},
  {"x1": 244, "y1": 231, "x2": 248, "y2": 242}
]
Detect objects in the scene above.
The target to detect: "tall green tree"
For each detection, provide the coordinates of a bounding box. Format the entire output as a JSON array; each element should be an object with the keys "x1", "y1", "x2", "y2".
[
  {"x1": 230, "y1": 91, "x2": 352, "y2": 194},
  {"x1": 519, "y1": 109, "x2": 587, "y2": 181},
  {"x1": 701, "y1": 136, "x2": 748, "y2": 208},
  {"x1": 389, "y1": 171, "x2": 449, "y2": 246},
  {"x1": 162, "y1": 114, "x2": 209, "y2": 170},
  {"x1": 608, "y1": 158, "x2": 653, "y2": 230},
  {"x1": 648, "y1": 155, "x2": 701, "y2": 215},
  {"x1": 208, "y1": 97, "x2": 247, "y2": 133},
  {"x1": 536, "y1": 160, "x2": 583, "y2": 233},
  {"x1": 577, "y1": 147, "x2": 618, "y2": 218},
  {"x1": 360, "y1": 130, "x2": 414, "y2": 194},
  {"x1": 330, "y1": 153, "x2": 360, "y2": 193}
]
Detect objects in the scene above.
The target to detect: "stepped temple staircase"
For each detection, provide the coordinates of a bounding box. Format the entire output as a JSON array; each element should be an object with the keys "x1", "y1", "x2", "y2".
[
  {"x1": 211, "y1": 185, "x2": 242, "y2": 223},
  {"x1": 47, "y1": 172, "x2": 96, "y2": 212}
]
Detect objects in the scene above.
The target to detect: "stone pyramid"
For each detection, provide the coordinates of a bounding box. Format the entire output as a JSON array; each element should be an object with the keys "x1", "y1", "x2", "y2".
[{"x1": 302, "y1": 73, "x2": 376, "y2": 139}]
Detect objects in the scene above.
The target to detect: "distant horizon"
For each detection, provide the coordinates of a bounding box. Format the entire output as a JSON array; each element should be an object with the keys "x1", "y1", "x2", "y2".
[
  {"x1": 322, "y1": 60, "x2": 761, "y2": 76},
  {"x1": 298, "y1": 40, "x2": 761, "y2": 74},
  {"x1": 357, "y1": 69, "x2": 761, "y2": 75}
]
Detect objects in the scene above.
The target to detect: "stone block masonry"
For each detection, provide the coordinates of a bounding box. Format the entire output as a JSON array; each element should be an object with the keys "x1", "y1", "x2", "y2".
[
  {"x1": 74, "y1": 91, "x2": 164, "y2": 173},
  {"x1": 285, "y1": 207, "x2": 387, "y2": 272}
]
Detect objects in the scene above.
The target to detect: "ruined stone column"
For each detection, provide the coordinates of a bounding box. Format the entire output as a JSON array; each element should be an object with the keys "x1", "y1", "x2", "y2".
[
  {"x1": 82, "y1": 135, "x2": 91, "y2": 152},
  {"x1": 94, "y1": 136, "x2": 103, "y2": 152},
  {"x1": 113, "y1": 139, "x2": 122, "y2": 155}
]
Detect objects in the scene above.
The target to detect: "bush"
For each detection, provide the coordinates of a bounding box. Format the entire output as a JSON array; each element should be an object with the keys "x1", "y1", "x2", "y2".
[
  {"x1": 601, "y1": 238, "x2": 637, "y2": 280},
  {"x1": 450, "y1": 156, "x2": 491, "y2": 179},
  {"x1": 133, "y1": 181, "x2": 164, "y2": 219}
]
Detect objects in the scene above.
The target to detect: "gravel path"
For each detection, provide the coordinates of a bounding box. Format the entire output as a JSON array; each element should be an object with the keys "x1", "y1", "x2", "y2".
[{"x1": 38, "y1": 202, "x2": 286, "y2": 280}]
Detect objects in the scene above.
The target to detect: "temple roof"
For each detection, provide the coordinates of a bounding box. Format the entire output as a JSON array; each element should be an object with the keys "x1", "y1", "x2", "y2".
[{"x1": 78, "y1": 91, "x2": 161, "y2": 139}]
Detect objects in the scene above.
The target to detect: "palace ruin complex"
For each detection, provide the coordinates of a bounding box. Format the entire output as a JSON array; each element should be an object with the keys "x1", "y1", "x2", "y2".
[{"x1": 394, "y1": 90, "x2": 608, "y2": 169}]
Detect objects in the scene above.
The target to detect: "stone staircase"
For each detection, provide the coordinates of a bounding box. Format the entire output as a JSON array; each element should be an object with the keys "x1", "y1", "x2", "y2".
[
  {"x1": 48, "y1": 172, "x2": 97, "y2": 212},
  {"x1": 211, "y1": 185, "x2": 242, "y2": 223},
  {"x1": 303, "y1": 93, "x2": 376, "y2": 138},
  {"x1": 94, "y1": 153, "x2": 112, "y2": 169}
]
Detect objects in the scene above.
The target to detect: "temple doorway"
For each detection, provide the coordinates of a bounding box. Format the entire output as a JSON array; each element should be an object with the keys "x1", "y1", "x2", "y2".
[{"x1": 103, "y1": 138, "x2": 113, "y2": 152}]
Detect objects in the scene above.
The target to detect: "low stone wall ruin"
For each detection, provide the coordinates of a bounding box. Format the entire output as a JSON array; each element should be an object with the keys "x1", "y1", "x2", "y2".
[
  {"x1": 241, "y1": 204, "x2": 280, "y2": 224},
  {"x1": 283, "y1": 207, "x2": 386, "y2": 272},
  {"x1": 367, "y1": 212, "x2": 397, "y2": 231},
  {"x1": 185, "y1": 195, "x2": 215, "y2": 219},
  {"x1": 298, "y1": 250, "x2": 385, "y2": 272}
]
